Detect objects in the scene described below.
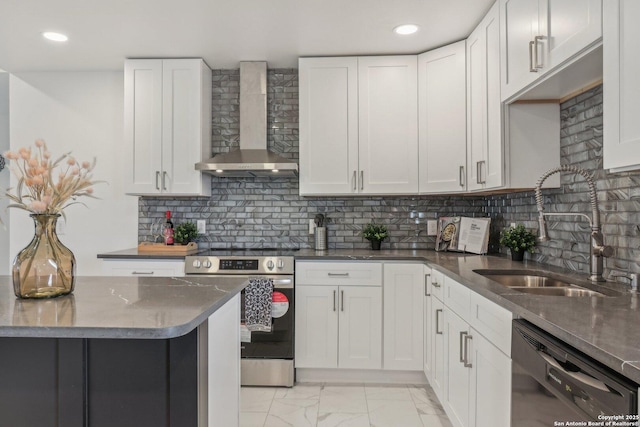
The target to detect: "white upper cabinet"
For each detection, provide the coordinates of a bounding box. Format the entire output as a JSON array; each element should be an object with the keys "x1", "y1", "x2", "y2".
[
  {"x1": 299, "y1": 56, "x2": 418, "y2": 196},
  {"x1": 466, "y1": 2, "x2": 561, "y2": 192},
  {"x1": 500, "y1": 0, "x2": 602, "y2": 101},
  {"x1": 500, "y1": 0, "x2": 542, "y2": 100},
  {"x1": 125, "y1": 58, "x2": 211, "y2": 196},
  {"x1": 467, "y1": 2, "x2": 504, "y2": 191},
  {"x1": 542, "y1": 0, "x2": 602, "y2": 70},
  {"x1": 603, "y1": 0, "x2": 640, "y2": 172},
  {"x1": 358, "y1": 56, "x2": 419, "y2": 195},
  {"x1": 298, "y1": 57, "x2": 359, "y2": 195},
  {"x1": 418, "y1": 42, "x2": 467, "y2": 193}
]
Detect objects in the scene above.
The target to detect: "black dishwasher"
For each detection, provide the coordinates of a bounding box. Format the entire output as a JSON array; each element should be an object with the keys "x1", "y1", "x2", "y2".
[{"x1": 512, "y1": 319, "x2": 638, "y2": 425}]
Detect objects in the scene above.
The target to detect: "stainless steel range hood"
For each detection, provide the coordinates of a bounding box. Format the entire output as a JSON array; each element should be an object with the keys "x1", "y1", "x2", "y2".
[{"x1": 196, "y1": 62, "x2": 298, "y2": 177}]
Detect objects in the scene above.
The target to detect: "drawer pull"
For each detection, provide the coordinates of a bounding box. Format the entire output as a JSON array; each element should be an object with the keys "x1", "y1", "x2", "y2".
[
  {"x1": 424, "y1": 273, "x2": 431, "y2": 296},
  {"x1": 435, "y1": 309, "x2": 443, "y2": 335},
  {"x1": 464, "y1": 334, "x2": 473, "y2": 368},
  {"x1": 529, "y1": 40, "x2": 537, "y2": 72},
  {"x1": 328, "y1": 273, "x2": 349, "y2": 277},
  {"x1": 459, "y1": 331, "x2": 467, "y2": 363},
  {"x1": 132, "y1": 271, "x2": 154, "y2": 275}
]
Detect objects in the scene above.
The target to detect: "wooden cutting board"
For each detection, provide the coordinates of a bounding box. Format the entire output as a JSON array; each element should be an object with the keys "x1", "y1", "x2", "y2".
[{"x1": 137, "y1": 242, "x2": 199, "y2": 254}]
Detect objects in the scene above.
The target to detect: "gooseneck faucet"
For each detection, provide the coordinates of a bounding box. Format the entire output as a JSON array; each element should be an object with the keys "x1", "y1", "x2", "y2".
[{"x1": 534, "y1": 165, "x2": 613, "y2": 282}]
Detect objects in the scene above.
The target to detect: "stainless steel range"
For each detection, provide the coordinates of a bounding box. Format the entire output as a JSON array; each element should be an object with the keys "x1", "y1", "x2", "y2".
[{"x1": 185, "y1": 249, "x2": 296, "y2": 387}]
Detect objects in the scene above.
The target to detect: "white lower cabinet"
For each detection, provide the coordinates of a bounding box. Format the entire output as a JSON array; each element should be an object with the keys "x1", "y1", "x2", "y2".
[
  {"x1": 294, "y1": 262, "x2": 383, "y2": 371},
  {"x1": 295, "y1": 259, "x2": 512, "y2": 427},
  {"x1": 423, "y1": 266, "x2": 433, "y2": 381},
  {"x1": 469, "y1": 329, "x2": 511, "y2": 427},
  {"x1": 444, "y1": 309, "x2": 472, "y2": 427},
  {"x1": 338, "y1": 286, "x2": 382, "y2": 369},
  {"x1": 383, "y1": 263, "x2": 424, "y2": 370},
  {"x1": 427, "y1": 273, "x2": 512, "y2": 427},
  {"x1": 295, "y1": 285, "x2": 382, "y2": 369},
  {"x1": 431, "y1": 296, "x2": 446, "y2": 401},
  {"x1": 294, "y1": 285, "x2": 340, "y2": 369},
  {"x1": 101, "y1": 259, "x2": 185, "y2": 277}
]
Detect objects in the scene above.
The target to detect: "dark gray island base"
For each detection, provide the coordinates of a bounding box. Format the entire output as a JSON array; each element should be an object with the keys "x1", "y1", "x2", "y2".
[{"x1": 0, "y1": 276, "x2": 245, "y2": 427}]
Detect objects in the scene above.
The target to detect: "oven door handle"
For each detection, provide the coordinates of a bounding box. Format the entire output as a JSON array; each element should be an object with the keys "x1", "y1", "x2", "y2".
[{"x1": 272, "y1": 278, "x2": 293, "y2": 288}]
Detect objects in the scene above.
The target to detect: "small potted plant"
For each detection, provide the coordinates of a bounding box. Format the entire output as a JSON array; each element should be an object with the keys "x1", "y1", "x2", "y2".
[
  {"x1": 499, "y1": 224, "x2": 536, "y2": 261},
  {"x1": 362, "y1": 222, "x2": 389, "y2": 250},
  {"x1": 174, "y1": 221, "x2": 199, "y2": 245}
]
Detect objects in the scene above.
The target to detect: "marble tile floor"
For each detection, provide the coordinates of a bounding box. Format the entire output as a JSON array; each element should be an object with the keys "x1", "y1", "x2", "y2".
[{"x1": 240, "y1": 383, "x2": 453, "y2": 427}]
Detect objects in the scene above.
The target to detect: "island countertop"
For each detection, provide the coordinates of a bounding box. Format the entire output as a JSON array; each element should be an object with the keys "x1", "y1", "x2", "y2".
[{"x1": 0, "y1": 275, "x2": 246, "y2": 340}]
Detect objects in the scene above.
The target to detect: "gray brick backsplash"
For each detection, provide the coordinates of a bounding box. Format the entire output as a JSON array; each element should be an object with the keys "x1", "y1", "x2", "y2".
[{"x1": 139, "y1": 75, "x2": 638, "y2": 280}]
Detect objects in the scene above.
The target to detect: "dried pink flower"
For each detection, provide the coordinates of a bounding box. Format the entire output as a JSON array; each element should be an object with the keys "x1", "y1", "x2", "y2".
[
  {"x1": 29, "y1": 201, "x2": 47, "y2": 213},
  {"x1": 0, "y1": 139, "x2": 102, "y2": 224},
  {"x1": 19, "y1": 147, "x2": 31, "y2": 160}
]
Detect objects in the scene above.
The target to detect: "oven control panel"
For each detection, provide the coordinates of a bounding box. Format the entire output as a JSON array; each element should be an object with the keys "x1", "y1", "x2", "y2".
[
  {"x1": 220, "y1": 259, "x2": 259, "y2": 270},
  {"x1": 185, "y1": 256, "x2": 294, "y2": 275}
]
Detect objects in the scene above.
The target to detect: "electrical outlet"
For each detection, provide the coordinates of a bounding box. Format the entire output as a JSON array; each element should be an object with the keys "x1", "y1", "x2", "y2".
[
  {"x1": 427, "y1": 220, "x2": 438, "y2": 236},
  {"x1": 197, "y1": 220, "x2": 206, "y2": 234},
  {"x1": 309, "y1": 219, "x2": 316, "y2": 235},
  {"x1": 510, "y1": 222, "x2": 516, "y2": 228}
]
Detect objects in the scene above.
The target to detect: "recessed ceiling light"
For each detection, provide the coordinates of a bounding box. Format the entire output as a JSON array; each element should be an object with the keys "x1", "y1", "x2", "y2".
[
  {"x1": 393, "y1": 24, "x2": 419, "y2": 35},
  {"x1": 215, "y1": 169, "x2": 223, "y2": 173},
  {"x1": 42, "y1": 32, "x2": 68, "y2": 42},
  {"x1": 272, "y1": 169, "x2": 279, "y2": 173}
]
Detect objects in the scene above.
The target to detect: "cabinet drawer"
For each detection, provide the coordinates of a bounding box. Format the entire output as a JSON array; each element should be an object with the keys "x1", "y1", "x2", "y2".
[
  {"x1": 470, "y1": 292, "x2": 512, "y2": 356},
  {"x1": 295, "y1": 261, "x2": 382, "y2": 286},
  {"x1": 102, "y1": 259, "x2": 185, "y2": 277},
  {"x1": 444, "y1": 275, "x2": 471, "y2": 320},
  {"x1": 430, "y1": 269, "x2": 445, "y2": 301}
]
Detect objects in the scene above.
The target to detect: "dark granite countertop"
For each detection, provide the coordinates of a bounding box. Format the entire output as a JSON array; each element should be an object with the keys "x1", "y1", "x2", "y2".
[
  {"x1": 296, "y1": 249, "x2": 640, "y2": 384},
  {"x1": 0, "y1": 275, "x2": 246, "y2": 339}
]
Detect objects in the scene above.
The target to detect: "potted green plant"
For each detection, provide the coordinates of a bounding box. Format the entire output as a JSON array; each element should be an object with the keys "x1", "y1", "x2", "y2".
[
  {"x1": 174, "y1": 221, "x2": 199, "y2": 245},
  {"x1": 362, "y1": 222, "x2": 389, "y2": 250},
  {"x1": 499, "y1": 224, "x2": 536, "y2": 261}
]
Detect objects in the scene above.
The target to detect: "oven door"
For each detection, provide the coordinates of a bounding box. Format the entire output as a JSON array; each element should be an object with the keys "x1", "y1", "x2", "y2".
[{"x1": 240, "y1": 276, "x2": 294, "y2": 360}]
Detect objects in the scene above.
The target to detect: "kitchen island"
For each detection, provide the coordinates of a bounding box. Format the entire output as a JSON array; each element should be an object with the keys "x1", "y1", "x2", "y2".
[{"x1": 0, "y1": 275, "x2": 246, "y2": 427}]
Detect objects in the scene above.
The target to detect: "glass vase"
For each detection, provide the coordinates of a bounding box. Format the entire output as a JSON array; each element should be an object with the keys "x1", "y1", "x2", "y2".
[{"x1": 12, "y1": 214, "x2": 76, "y2": 299}]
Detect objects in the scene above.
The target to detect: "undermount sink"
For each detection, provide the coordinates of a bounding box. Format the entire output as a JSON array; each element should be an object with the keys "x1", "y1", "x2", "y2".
[
  {"x1": 477, "y1": 274, "x2": 574, "y2": 288},
  {"x1": 473, "y1": 269, "x2": 618, "y2": 297},
  {"x1": 508, "y1": 287, "x2": 606, "y2": 297}
]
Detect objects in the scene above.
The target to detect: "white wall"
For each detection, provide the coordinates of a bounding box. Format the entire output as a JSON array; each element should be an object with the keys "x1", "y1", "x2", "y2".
[
  {"x1": 9, "y1": 72, "x2": 138, "y2": 275},
  {"x1": 0, "y1": 72, "x2": 9, "y2": 275}
]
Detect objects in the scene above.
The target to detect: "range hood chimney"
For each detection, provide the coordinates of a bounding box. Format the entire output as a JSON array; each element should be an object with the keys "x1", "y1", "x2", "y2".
[{"x1": 196, "y1": 61, "x2": 298, "y2": 177}]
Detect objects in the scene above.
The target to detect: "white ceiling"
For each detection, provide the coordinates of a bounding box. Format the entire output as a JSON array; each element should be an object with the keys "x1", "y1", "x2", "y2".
[{"x1": 0, "y1": 0, "x2": 494, "y2": 72}]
